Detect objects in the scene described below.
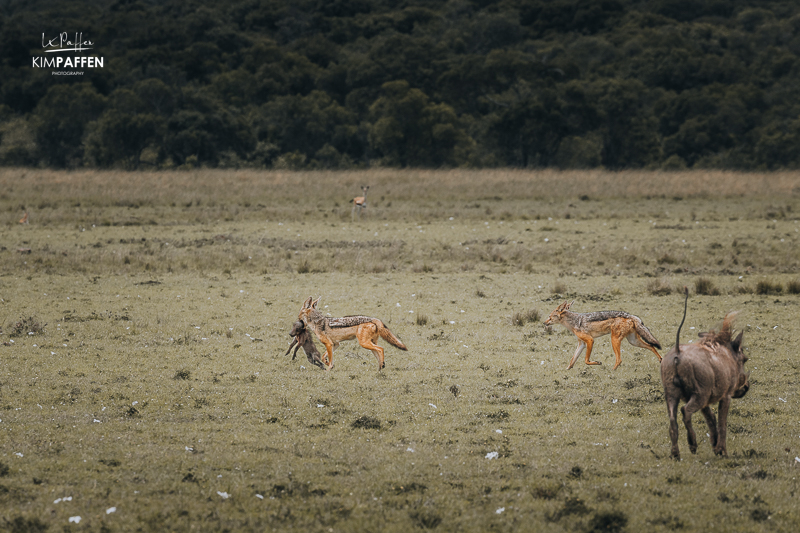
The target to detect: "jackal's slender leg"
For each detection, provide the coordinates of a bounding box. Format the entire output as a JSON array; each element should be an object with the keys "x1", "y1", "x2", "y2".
[
  {"x1": 567, "y1": 341, "x2": 586, "y2": 369},
  {"x1": 358, "y1": 338, "x2": 385, "y2": 370},
  {"x1": 648, "y1": 344, "x2": 663, "y2": 362},
  {"x1": 610, "y1": 332, "x2": 623, "y2": 370},
  {"x1": 318, "y1": 338, "x2": 335, "y2": 371},
  {"x1": 356, "y1": 324, "x2": 386, "y2": 370},
  {"x1": 626, "y1": 332, "x2": 662, "y2": 362},
  {"x1": 575, "y1": 333, "x2": 600, "y2": 366}
]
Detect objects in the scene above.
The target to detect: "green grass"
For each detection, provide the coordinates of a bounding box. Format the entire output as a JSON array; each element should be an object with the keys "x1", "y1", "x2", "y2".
[{"x1": 1, "y1": 169, "x2": 800, "y2": 532}]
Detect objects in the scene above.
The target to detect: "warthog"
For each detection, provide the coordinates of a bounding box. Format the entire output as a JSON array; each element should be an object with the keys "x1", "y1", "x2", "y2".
[
  {"x1": 661, "y1": 289, "x2": 750, "y2": 459},
  {"x1": 285, "y1": 320, "x2": 326, "y2": 370}
]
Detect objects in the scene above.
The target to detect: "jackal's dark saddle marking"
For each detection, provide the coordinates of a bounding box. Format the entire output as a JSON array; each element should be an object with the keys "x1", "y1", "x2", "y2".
[{"x1": 327, "y1": 315, "x2": 376, "y2": 328}]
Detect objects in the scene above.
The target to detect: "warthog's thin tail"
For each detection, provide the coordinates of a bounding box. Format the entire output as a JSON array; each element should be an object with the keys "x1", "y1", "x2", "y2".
[{"x1": 676, "y1": 286, "x2": 689, "y2": 355}]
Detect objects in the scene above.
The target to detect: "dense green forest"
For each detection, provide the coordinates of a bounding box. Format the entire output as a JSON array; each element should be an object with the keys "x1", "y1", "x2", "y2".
[{"x1": 1, "y1": 0, "x2": 799, "y2": 170}]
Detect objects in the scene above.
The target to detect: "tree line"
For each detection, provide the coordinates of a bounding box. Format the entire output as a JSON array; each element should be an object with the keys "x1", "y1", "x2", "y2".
[{"x1": 1, "y1": 0, "x2": 799, "y2": 170}]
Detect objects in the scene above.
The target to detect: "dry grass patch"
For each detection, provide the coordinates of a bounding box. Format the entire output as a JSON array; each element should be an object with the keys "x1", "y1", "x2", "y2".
[
  {"x1": 511, "y1": 309, "x2": 540, "y2": 326},
  {"x1": 756, "y1": 280, "x2": 783, "y2": 295},
  {"x1": 646, "y1": 278, "x2": 673, "y2": 296},
  {"x1": 1, "y1": 170, "x2": 800, "y2": 531},
  {"x1": 695, "y1": 277, "x2": 721, "y2": 296},
  {"x1": 787, "y1": 280, "x2": 800, "y2": 294}
]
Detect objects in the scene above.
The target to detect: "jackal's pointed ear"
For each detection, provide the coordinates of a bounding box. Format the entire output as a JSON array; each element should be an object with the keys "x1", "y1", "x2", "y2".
[
  {"x1": 302, "y1": 296, "x2": 313, "y2": 309},
  {"x1": 565, "y1": 300, "x2": 574, "y2": 310},
  {"x1": 311, "y1": 297, "x2": 321, "y2": 309}
]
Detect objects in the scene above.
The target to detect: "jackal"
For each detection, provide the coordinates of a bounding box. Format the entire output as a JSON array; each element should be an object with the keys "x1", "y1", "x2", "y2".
[
  {"x1": 544, "y1": 300, "x2": 662, "y2": 370},
  {"x1": 298, "y1": 296, "x2": 407, "y2": 371}
]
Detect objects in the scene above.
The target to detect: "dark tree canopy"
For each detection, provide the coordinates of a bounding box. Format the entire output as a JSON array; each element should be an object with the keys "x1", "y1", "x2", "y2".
[{"x1": 1, "y1": 0, "x2": 799, "y2": 170}]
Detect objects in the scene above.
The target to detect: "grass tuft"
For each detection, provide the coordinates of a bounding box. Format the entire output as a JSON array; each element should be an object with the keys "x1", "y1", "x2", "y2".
[
  {"x1": 531, "y1": 484, "x2": 561, "y2": 500},
  {"x1": 9, "y1": 316, "x2": 46, "y2": 337},
  {"x1": 415, "y1": 314, "x2": 429, "y2": 326},
  {"x1": 3, "y1": 516, "x2": 48, "y2": 533},
  {"x1": 351, "y1": 416, "x2": 381, "y2": 429},
  {"x1": 588, "y1": 510, "x2": 628, "y2": 533},
  {"x1": 787, "y1": 280, "x2": 800, "y2": 294},
  {"x1": 695, "y1": 277, "x2": 720, "y2": 295},
  {"x1": 174, "y1": 369, "x2": 191, "y2": 380},
  {"x1": 646, "y1": 278, "x2": 673, "y2": 296},
  {"x1": 552, "y1": 282, "x2": 567, "y2": 294},
  {"x1": 296, "y1": 259, "x2": 311, "y2": 274},
  {"x1": 511, "y1": 309, "x2": 540, "y2": 326},
  {"x1": 756, "y1": 280, "x2": 783, "y2": 295}
]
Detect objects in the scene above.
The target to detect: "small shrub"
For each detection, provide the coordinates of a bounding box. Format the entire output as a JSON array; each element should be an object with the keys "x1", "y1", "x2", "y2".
[
  {"x1": 3, "y1": 516, "x2": 48, "y2": 533},
  {"x1": 695, "y1": 277, "x2": 720, "y2": 296},
  {"x1": 531, "y1": 484, "x2": 561, "y2": 500},
  {"x1": 393, "y1": 482, "x2": 427, "y2": 494},
  {"x1": 787, "y1": 280, "x2": 800, "y2": 294},
  {"x1": 174, "y1": 369, "x2": 191, "y2": 380},
  {"x1": 415, "y1": 314, "x2": 429, "y2": 326},
  {"x1": 588, "y1": 511, "x2": 628, "y2": 533},
  {"x1": 511, "y1": 309, "x2": 540, "y2": 326},
  {"x1": 9, "y1": 316, "x2": 46, "y2": 337},
  {"x1": 756, "y1": 280, "x2": 783, "y2": 295},
  {"x1": 547, "y1": 497, "x2": 590, "y2": 522},
  {"x1": 351, "y1": 415, "x2": 381, "y2": 429},
  {"x1": 409, "y1": 509, "x2": 441, "y2": 529},
  {"x1": 646, "y1": 278, "x2": 672, "y2": 296},
  {"x1": 296, "y1": 259, "x2": 311, "y2": 274},
  {"x1": 449, "y1": 384, "x2": 460, "y2": 397}
]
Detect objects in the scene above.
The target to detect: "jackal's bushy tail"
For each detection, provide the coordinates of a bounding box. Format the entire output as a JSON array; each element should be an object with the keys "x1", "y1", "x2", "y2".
[
  {"x1": 378, "y1": 323, "x2": 407, "y2": 351},
  {"x1": 635, "y1": 319, "x2": 662, "y2": 349}
]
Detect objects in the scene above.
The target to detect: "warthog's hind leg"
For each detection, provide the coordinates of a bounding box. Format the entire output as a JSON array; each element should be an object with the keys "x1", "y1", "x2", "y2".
[
  {"x1": 700, "y1": 406, "x2": 718, "y2": 449},
  {"x1": 667, "y1": 395, "x2": 681, "y2": 460},
  {"x1": 681, "y1": 404, "x2": 698, "y2": 454}
]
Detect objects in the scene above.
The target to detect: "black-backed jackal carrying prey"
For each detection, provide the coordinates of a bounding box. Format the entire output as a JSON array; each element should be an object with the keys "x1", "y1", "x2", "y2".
[
  {"x1": 297, "y1": 296, "x2": 407, "y2": 371},
  {"x1": 544, "y1": 300, "x2": 662, "y2": 370}
]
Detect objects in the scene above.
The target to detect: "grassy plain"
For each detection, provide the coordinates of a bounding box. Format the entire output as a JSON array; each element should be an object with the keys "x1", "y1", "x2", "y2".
[{"x1": 1, "y1": 168, "x2": 800, "y2": 532}]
